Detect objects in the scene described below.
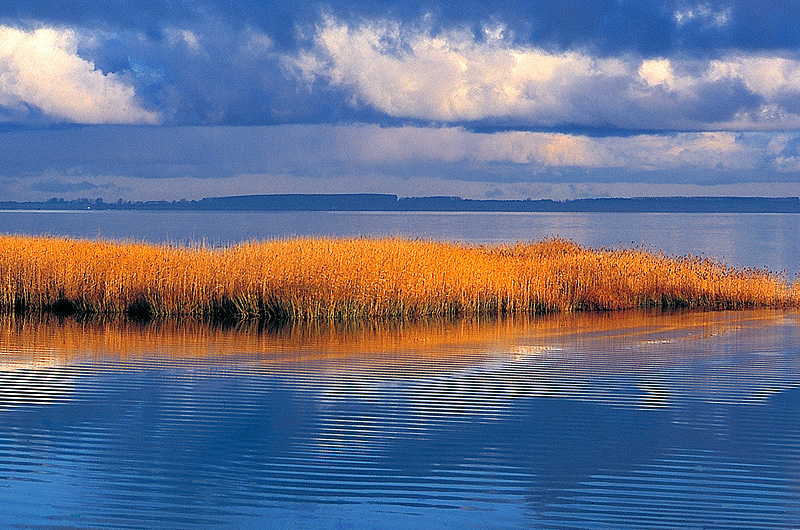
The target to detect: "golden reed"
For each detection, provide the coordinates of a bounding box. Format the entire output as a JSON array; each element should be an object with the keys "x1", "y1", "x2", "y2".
[{"x1": 0, "y1": 235, "x2": 796, "y2": 321}]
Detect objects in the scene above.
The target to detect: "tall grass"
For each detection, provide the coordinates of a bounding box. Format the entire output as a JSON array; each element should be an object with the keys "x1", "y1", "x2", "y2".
[{"x1": 0, "y1": 235, "x2": 795, "y2": 322}]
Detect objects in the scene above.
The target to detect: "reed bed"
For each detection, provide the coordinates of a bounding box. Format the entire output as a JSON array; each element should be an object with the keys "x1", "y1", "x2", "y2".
[{"x1": 0, "y1": 235, "x2": 795, "y2": 322}]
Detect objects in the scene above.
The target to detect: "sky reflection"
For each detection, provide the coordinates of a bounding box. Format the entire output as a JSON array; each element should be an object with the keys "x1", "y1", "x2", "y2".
[{"x1": 1, "y1": 310, "x2": 799, "y2": 529}]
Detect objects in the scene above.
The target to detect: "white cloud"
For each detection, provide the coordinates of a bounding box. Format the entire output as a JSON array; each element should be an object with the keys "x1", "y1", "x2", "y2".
[
  {"x1": 773, "y1": 156, "x2": 800, "y2": 172},
  {"x1": 467, "y1": 131, "x2": 613, "y2": 167},
  {"x1": 165, "y1": 28, "x2": 203, "y2": 53},
  {"x1": 639, "y1": 59, "x2": 678, "y2": 88},
  {"x1": 238, "y1": 27, "x2": 274, "y2": 57},
  {"x1": 708, "y1": 56, "x2": 800, "y2": 97},
  {"x1": 326, "y1": 125, "x2": 758, "y2": 172},
  {"x1": 674, "y1": 4, "x2": 732, "y2": 28},
  {"x1": 609, "y1": 132, "x2": 759, "y2": 171},
  {"x1": 290, "y1": 17, "x2": 629, "y2": 124},
  {"x1": 289, "y1": 16, "x2": 800, "y2": 131},
  {"x1": 0, "y1": 25, "x2": 159, "y2": 124},
  {"x1": 305, "y1": 125, "x2": 619, "y2": 168}
]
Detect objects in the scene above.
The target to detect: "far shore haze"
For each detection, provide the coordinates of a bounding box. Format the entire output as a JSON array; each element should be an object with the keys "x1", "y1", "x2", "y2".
[{"x1": 3, "y1": 194, "x2": 800, "y2": 213}]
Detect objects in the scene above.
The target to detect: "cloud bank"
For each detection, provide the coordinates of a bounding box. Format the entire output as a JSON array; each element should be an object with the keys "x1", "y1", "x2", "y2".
[
  {"x1": 1, "y1": 2, "x2": 800, "y2": 202},
  {"x1": 3, "y1": 11, "x2": 800, "y2": 131},
  {"x1": 0, "y1": 124, "x2": 794, "y2": 182},
  {"x1": 0, "y1": 26, "x2": 159, "y2": 124},
  {"x1": 290, "y1": 16, "x2": 800, "y2": 131}
]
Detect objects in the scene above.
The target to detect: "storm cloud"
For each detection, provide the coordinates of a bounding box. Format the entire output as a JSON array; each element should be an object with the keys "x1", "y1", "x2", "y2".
[{"x1": 1, "y1": 0, "x2": 800, "y2": 200}]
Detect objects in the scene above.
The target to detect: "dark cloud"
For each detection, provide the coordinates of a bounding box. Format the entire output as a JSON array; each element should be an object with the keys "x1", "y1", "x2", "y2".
[
  {"x1": 773, "y1": 89, "x2": 800, "y2": 116},
  {"x1": 4, "y1": 0, "x2": 800, "y2": 54},
  {"x1": 3, "y1": 1, "x2": 800, "y2": 201},
  {"x1": 779, "y1": 137, "x2": 800, "y2": 157},
  {"x1": 0, "y1": 124, "x2": 794, "y2": 180},
  {"x1": 2, "y1": 125, "x2": 799, "y2": 202},
  {"x1": 2, "y1": 2, "x2": 800, "y2": 131},
  {"x1": 686, "y1": 78, "x2": 762, "y2": 122},
  {"x1": 30, "y1": 179, "x2": 113, "y2": 193},
  {"x1": 0, "y1": 0, "x2": 198, "y2": 36}
]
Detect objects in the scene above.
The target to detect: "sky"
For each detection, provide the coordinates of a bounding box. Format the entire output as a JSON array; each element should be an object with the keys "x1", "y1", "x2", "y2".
[{"x1": 2, "y1": 1, "x2": 800, "y2": 201}]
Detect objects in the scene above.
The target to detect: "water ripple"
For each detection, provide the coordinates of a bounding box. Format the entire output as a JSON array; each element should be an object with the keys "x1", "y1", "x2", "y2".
[{"x1": 0, "y1": 310, "x2": 799, "y2": 528}]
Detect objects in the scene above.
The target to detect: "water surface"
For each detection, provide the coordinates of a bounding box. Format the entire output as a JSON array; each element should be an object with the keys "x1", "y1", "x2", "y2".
[{"x1": 1, "y1": 310, "x2": 799, "y2": 529}]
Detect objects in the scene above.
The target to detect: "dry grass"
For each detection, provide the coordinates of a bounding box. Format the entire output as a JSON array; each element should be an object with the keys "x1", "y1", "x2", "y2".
[{"x1": 0, "y1": 235, "x2": 796, "y2": 322}]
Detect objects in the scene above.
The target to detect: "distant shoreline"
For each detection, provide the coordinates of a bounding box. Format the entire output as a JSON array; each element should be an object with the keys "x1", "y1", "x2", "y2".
[{"x1": 2, "y1": 194, "x2": 800, "y2": 213}]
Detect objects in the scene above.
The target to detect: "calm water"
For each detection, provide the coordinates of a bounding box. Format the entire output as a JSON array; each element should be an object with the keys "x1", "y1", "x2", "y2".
[
  {"x1": 1, "y1": 210, "x2": 799, "y2": 529},
  {"x1": 1, "y1": 311, "x2": 799, "y2": 529}
]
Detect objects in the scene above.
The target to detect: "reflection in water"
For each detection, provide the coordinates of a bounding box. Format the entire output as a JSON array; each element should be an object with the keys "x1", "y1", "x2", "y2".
[{"x1": 1, "y1": 310, "x2": 799, "y2": 529}]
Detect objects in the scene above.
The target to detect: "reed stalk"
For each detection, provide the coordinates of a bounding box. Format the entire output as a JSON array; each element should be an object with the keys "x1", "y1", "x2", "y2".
[{"x1": 0, "y1": 235, "x2": 795, "y2": 322}]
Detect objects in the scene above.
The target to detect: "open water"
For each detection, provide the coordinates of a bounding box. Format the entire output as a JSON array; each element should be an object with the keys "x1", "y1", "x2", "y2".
[{"x1": 1, "y1": 210, "x2": 799, "y2": 529}]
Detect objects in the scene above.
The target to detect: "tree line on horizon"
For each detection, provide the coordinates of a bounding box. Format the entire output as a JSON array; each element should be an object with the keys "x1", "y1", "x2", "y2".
[{"x1": 2, "y1": 194, "x2": 800, "y2": 213}]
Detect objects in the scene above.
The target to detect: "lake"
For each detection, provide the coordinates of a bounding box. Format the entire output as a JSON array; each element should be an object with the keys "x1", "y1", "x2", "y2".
[{"x1": 1, "y1": 210, "x2": 799, "y2": 529}]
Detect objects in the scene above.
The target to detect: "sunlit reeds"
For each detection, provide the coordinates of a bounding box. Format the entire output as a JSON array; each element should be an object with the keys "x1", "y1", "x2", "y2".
[{"x1": 0, "y1": 235, "x2": 795, "y2": 322}]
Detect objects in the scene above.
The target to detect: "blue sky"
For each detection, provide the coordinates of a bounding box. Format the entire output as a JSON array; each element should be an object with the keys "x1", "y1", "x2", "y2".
[{"x1": 2, "y1": 0, "x2": 800, "y2": 201}]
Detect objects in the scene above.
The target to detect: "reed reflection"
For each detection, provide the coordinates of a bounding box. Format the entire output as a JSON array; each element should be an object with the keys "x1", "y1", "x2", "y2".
[
  {"x1": 1, "y1": 309, "x2": 797, "y2": 411},
  {"x1": 2, "y1": 308, "x2": 794, "y2": 362}
]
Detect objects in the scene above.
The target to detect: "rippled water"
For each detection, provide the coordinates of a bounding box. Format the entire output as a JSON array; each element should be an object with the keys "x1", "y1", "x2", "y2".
[{"x1": 1, "y1": 310, "x2": 799, "y2": 529}]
